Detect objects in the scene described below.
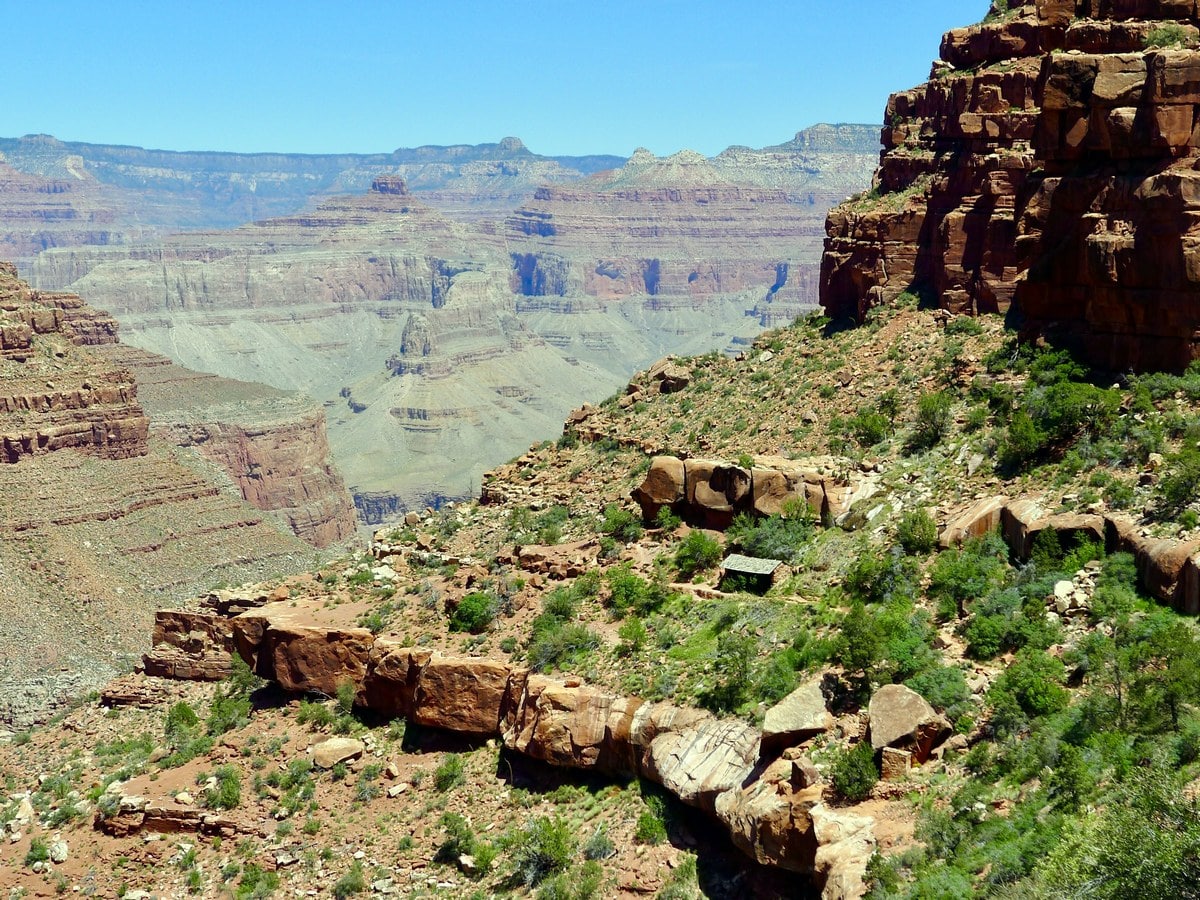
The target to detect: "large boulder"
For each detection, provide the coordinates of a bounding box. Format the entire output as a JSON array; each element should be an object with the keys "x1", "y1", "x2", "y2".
[
  {"x1": 867, "y1": 684, "x2": 950, "y2": 762},
  {"x1": 939, "y1": 496, "x2": 1008, "y2": 548},
  {"x1": 685, "y1": 460, "x2": 751, "y2": 527},
  {"x1": 632, "y1": 456, "x2": 686, "y2": 520},
  {"x1": 312, "y1": 738, "x2": 364, "y2": 769},
  {"x1": 761, "y1": 681, "x2": 832, "y2": 753},
  {"x1": 715, "y1": 758, "x2": 826, "y2": 872},
  {"x1": 642, "y1": 714, "x2": 761, "y2": 812},
  {"x1": 502, "y1": 676, "x2": 643, "y2": 773},
  {"x1": 411, "y1": 655, "x2": 519, "y2": 735},
  {"x1": 232, "y1": 611, "x2": 374, "y2": 698}
]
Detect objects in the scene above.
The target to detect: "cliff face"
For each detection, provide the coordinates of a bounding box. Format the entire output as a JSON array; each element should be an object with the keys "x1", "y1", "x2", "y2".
[
  {"x1": 0, "y1": 264, "x2": 348, "y2": 724},
  {"x1": 98, "y1": 344, "x2": 358, "y2": 548},
  {"x1": 0, "y1": 262, "x2": 149, "y2": 462},
  {"x1": 509, "y1": 132, "x2": 878, "y2": 326},
  {"x1": 820, "y1": 0, "x2": 1200, "y2": 371}
]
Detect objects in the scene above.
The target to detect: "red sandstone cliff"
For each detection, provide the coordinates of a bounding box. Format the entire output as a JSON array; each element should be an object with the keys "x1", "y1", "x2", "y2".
[{"x1": 820, "y1": 0, "x2": 1200, "y2": 371}]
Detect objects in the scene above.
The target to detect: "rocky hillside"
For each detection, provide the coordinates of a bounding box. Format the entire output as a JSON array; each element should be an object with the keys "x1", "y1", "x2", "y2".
[
  {"x1": 821, "y1": 0, "x2": 1200, "y2": 372},
  {"x1": 5, "y1": 290, "x2": 1200, "y2": 897},
  {"x1": 0, "y1": 265, "x2": 354, "y2": 725},
  {"x1": 30, "y1": 133, "x2": 880, "y2": 522}
]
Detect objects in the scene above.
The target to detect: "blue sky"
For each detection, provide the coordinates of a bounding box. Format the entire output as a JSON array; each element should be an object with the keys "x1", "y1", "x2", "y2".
[{"x1": 8, "y1": 1, "x2": 985, "y2": 156}]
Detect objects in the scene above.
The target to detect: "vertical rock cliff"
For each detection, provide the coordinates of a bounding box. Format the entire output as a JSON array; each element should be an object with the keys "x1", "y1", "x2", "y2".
[{"x1": 821, "y1": 0, "x2": 1200, "y2": 371}]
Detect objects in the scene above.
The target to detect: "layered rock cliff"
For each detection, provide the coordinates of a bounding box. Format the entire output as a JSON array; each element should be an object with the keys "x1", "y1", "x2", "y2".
[
  {"x1": 0, "y1": 264, "x2": 349, "y2": 724},
  {"x1": 820, "y1": 0, "x2": 1200, "y2": 371}
]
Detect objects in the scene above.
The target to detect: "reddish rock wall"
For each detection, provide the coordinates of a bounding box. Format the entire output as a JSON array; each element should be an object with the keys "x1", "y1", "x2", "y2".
[{"x1": 821, "y1": 0, "x2": 1200, "y2": 371}]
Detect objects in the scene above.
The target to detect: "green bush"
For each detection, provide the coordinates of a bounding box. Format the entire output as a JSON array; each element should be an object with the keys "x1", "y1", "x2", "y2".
[
  {"x1": 1156, "y1": 447, "x2": 1200, "y2": 516},
  {"x1": 1145, "y1": 23, "x2": 1192, "y2": 48},
  {"x1": 927, "y1": 533, "x2": 1008, "y2": 620},
  {"x1": 600, "y1": 504, "x2": 644, "y2": 543},
  {"x1": 727, "y1": 512, "x2": 813, "y2": 563},
  {"x1": 204, "y1": 765, "x2": 242, "y2": 810},
  {"x1": 700, "y1": 631, "x2": 755, "y2": 713},
  {"x1": 907, "y1": 391, "x2": 952, "y2": 451},
  {"x1": 634, "y1": 809, "x2": 668, "y2": 844},
  {"x1": 434, "y1": 753, "x2": 465, "y2": 792},
  {"x1": 449, "y1": 591, "x2": 499, "y2": 633},
  {"x1": 511, "y1": 816, "x2": 575, "y2": 887},
  {"x1": 847, "y1": 406, "x2": 890, "y2": 447},
  {"x1": 830, "y1": 741, "x2": 879, "y2": 801},
  {"x1": 333, "y1": 860, "x2": 366, "y2": 898},
  {"x1": 906, "y1": 666, "x2": 971, "y2": 718},
  {"x1": 993, "y1": 648, "x2": 1069, "y2": 718},
  {"x1": 896, "y1": 508, "x2": 938, "y2": 554},
  {"x1": 674, "y1": 529, "x2": 722, "y2": 578}
]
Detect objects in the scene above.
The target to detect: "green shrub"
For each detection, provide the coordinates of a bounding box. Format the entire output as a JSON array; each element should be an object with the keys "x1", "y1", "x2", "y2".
[
  {"x1": 1156, "y1": 447, "x2": 1200, "y2": 516},
  {"x1": 674, "y1": 529, "x2": 722, "y2": 577},
  {"x1": 896, "y1": 508, "x2": 937, "y2": 554},
  {"x1": 1145, "y1": 23, "x2": 1192, "y2": 48},
  {"x1": 204, "y1": 765, "x2": 242, "y2": 810},
  {"x1": 830, "y1": 742, "x2": 879, "y2": 801},
  {"x1": 449, "y1": 591, "x2": 499, "y2": 633},
  {"x1": 511, "y1": 816, "x2": 575, "y2": 887},
  {"x1": 654, "y1": 506, "x2": 683, "y2": 530},
  {"x1": 582, "y1": 825, "x2": 615, "y2": 860},
  {"x1": 434, "y1": 754, "x2": 465, "y2": 792},
  {"x1": 528, "y1": 620, "x2": 601, "y2": 673},
  {"x1": 847, "y1": 406, "x2": 890, "y2": 447},
  {"x1": 333, "y1": 860, "x2": 366, "y2": 898},
  {"x1": 844, "y1": 546, "x2": 918, "y2": 605},
  {"x1": 993, "y1": 648, "x2": 1069, "y2": 718},
  {"x1": 634, "y1": 809, "x2": 668, "y2": 844},
  {"x1": 600, "y1": 504, "x2": 643, "y2": 543},
  {"x1": 727, "y1": 512, "x2": 813, "y2": 563},
  {"x1": 927, "y1": 533, "x2": 1008, "y2": 620},
  {"x1": 699, "y1": 631, "x2": 755, "y2": 713},
  {"x1": 617, "y1": 616, "x2": 647, "y2": 655},
  {"x1": 907, "y1": 391, "x2": 952, "y2": 451},
  {"x1": 24, "y1": 837, "x2": 49, "y2": 867},
  {"x1": 906, "y1": 666, "x2": 971, "y2": 718}
]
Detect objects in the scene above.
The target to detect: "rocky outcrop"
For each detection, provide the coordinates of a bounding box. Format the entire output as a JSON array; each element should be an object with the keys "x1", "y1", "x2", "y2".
[
  {"x1": 0, "y1": 266, "x2": 324, "y2": 727},
  {"x1": 941, "y1": 494, "x2": 1200, "y2": 614},
  {"x1": 820, "y1": 0, "x2": 1200, "y2": 372},
  {"x1": 867, "y1": 684, "x2": 952, "y2": 763},
  {"x1": 104, "y1": 344, "x2": 357, "y2": 547},
  {"x1": 0, "y1": 262, "x2": 149, "y2": 463},
  {"x1": 214, "y1": 601, "x2": 870, "y2": 896},
  {"x1": 633, "y1": 454, "x2": 865, "y2": 528}
]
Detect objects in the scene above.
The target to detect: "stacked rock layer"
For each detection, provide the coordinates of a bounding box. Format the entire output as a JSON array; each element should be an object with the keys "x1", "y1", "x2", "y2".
[{"x1": 821, "y1": 0, "x2": 1200, "y2": 371}]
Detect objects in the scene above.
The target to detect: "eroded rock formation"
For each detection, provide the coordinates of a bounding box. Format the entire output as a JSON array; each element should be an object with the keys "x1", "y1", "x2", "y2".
[{"x1": 821, "y1": 0, "x2": 1200, "y2": 371}]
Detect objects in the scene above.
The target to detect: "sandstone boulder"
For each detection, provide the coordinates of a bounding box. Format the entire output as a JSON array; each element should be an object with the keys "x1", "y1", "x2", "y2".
[
  {"x1": 715, "y1": 759, "x2": 825, "y2": 872},
  {"x1": 411, "y1": 656, "x2": 518, "y2": 735},
  {"x1": 867, "y1": 684, "x2": 950, "y2": 761},
  {"x1": 236, "y1": 614, "x2": 374, "y2": 698},
  {"x1": 502, "y1": 676, "x2": 642, "y2": 773},
  {"x1": 642, "y1": 715, "x2": 760, "y2": 812},
  {"x1": 939, "y1": 496, "x2": 1008, "y2": 549},
  {"x1": 811, "y1": 803, "x2": 876, "y2": 900},
  {"x1": 761, "y1": 681, "x2": 832, "y2": 753},
  {"x1": 312, "y1": 738, "x2": 364, "y2": 769},
  {"x1": 632, "y1": 456, "x2": 686, "y2": 520}
]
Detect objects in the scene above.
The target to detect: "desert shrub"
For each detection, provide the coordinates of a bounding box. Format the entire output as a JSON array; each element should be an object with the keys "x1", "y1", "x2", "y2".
[
  {"x1": 906, "y1": 665, "x2": 971, "y2": 719},
  {"x1": 728, "y1": 512, "x2": 813, "y2": 563},
  {"x1": 836, "y1": 601, "x2": 883, "y2": 685},
  {"x1": 907, "y1": 391, "x2": 952, "y2": 451},
  {"x1": 333, "y1": 860, "x2": 366, "y2": 898},
  {"x1": 635, "y1": 809, "x2": 668, "y2": 844},
  {"x1": 843, "y1": 545, "x2": 918, "y2": 605},
  {"x1": 206, "y1": 653, "x2": 262, "y2": 736},
  {"x1": 600, "y1": 504, "x2": 643, "y2": 543},
  {"x1": 674, "y1": 529, "x2": 722, "y2": 577},
  {"x1": 830, "y1": 741, "x2": 879, "y2": 801},
  {"x1": 1145, "y1": 23, "x2": 1192, "y2": 48},
  {"x1": 449, "y1": 591, "x2": 498, "y2": 633},
  {"x1": 896, "y1": 508, "x2": 937, "y2": 554},
  {"x1": 617, "y1": 616, "x2": 647, "y2": 655},
  {"x1": 204, "y1": 765, "x2": 242, "y2": 810},
  {"x1": 24, "y1": 837, "x2": 49, "y2": 866},
  {"x1": 434, "y1": 753, "x2": 465, "y2": 792},
  {"x1": 654, "y1": 506, "x2": 682, "y2": 530},
  {"x1": 992, "y1": 648, "x2": 1069, "y2": 718},
  {"x1": 582, "y1": 825, "x2": 615, "y2": 860},
  {"x1": 528, "y1": 619, "x2": 601, "y2": 673},
  {"x1": 1156, "y1": 447, "x2": 1200, "y2": 516},
  {"x1": 237, "y1": 865, "x2": 279, "y2": 899},
  {"x1": 847, "y1": 406, "x2": 890, "y2": 447},
  {"x1": 699, "y1": 631, "x2": 755, "y2": 713},
  {"x1": 435, "y1": 811, "x2": 476, "y2": 863},
  {"x1": 510, "y1": 816, "x2": 575, "y2": 887},
  {"x1": 927, "y1": 533, "x2": 1008, "y2": 620},
  {"x1": 945, "y1": 315, "x2": 984, "y2": 336}
]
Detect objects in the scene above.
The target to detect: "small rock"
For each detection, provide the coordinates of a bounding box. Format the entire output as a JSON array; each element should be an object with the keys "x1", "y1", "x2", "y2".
[
  {"x1": 1053, "y1": 580, "x2": 1073, "y2": 601},
  {"x1": 49, "y1": 839, "x2": 68, "y2": 863},
  {"x1": 174, "y1": 791, "x2": 194, "y2": 806},
  {"x1": 385, "y1": 762, "x2": 401, "y2": 780},
  {"x1": 387, "y1": 784, "x2": 409, "y2": 798}
]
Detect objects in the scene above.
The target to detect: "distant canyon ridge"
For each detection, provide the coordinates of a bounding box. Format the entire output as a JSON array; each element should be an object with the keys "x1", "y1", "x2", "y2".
[{"x1": 1, "y1": 126, "x2": 879, "y2": 522}]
